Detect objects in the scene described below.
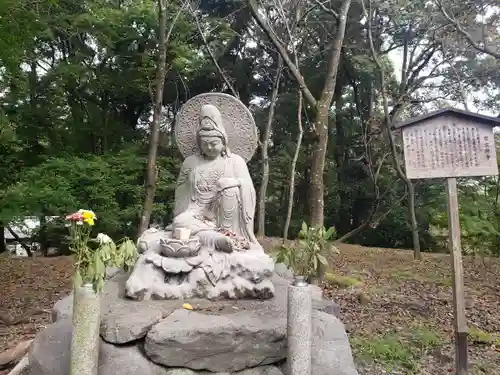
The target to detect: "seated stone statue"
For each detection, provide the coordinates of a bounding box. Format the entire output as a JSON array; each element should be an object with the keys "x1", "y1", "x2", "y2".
[{"x1": 125, "y1": 94, "x2": 275, "y2": 300}]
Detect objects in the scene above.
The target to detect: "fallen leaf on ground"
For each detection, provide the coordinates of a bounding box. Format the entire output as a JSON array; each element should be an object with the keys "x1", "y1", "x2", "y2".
[{"x1": 182, "y1": 303, "x2": 193, "y2": 310}]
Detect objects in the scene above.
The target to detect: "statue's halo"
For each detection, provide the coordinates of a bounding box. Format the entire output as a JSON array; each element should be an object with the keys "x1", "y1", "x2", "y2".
[{"x1": 175, "y1": 93, "x2": 258, "y2": 163}]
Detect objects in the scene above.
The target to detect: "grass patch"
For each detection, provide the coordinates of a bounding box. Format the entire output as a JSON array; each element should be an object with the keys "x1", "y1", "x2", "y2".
[
  {"x1": 390, "y1": 269, "x2": 417, "y2": 282},
  {"x1": 409, "y1": 326, "x2": 442, "y2": 350},
  {"x1": 468, "y1": 328, "x2": 500, "y2": 346},
  {"x1": 352, "y1": 327, "x2": 442, "y2": 374},
  {"x1": 324, "y1": 272, "x2": 362, "y2": 288},
  {"x1": 434, "y1": 277, "x2": 453, "y2": 287}
]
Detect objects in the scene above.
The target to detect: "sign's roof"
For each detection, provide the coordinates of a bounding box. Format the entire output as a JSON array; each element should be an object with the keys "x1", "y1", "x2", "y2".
[{"x1": 394, "y1": 107, "x2": 500, "y2": 129}]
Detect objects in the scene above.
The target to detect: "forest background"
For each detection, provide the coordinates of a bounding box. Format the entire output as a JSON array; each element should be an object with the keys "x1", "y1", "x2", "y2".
[{"x1": 0, "y1": 0, "x2": 499, "y2": 259}]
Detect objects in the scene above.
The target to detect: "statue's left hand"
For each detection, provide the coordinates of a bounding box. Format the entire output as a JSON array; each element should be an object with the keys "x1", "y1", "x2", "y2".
[
  {"x1": 215, "y1": 235, "x2": 234, "y2": 253},
  {"x1": 216, "y1": 177, "x2": 240, "y2": 191}
]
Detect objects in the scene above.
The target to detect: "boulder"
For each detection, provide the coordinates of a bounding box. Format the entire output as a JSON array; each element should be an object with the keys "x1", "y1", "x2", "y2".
[
  {"x1": 29, "y1": 319, "x2": 170, "y2": 375},
  {"x1": 51, "y1": 294, "x2": 73, "y2": 322},
  {"x1": 273, "y1": 263, "x2": 293, "y2": 279},
  {"x1": 310, "y1": 310, "x2": 359, "y2": 375},
  {"x1": 164, "y1": 367, "x2": 284, "y2": 375},
  {"x1": 145, "y1": 309, "x2": 286, "y2": 372}
]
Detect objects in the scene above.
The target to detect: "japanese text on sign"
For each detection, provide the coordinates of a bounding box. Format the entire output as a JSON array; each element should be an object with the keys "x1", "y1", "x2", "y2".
[{"x1": 402, "y1": 117, "x2": 498, "y2": 179}]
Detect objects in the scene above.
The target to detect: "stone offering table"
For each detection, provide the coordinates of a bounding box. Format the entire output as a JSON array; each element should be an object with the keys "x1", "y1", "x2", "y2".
[{"x1": 28, "y1": 272, "x2": 359, "y2": 375}]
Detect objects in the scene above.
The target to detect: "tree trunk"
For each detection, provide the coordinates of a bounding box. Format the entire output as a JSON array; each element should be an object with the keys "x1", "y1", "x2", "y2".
[
  {"x1": 283, "y1": 90, "x2": 304, "y2": 242},
  {"x1": 308, "y1": 0, "x2": 352, "y2": 228},
  {"x1": 39, "y1": 214, "x2": 49, "y2": 256},
  {"x1": 258, "y1": 56, "x2": 283, "y2": 238},
  {"x1": 335, "y1": 188, "x2": 408, "y2": 243},
  {"x1": 138, "y1": 0, "x2": 169, "y2": 237},
  {"x1": 0, "y1": 223, "x2": 6, "y2": 254},
  {"x1": 308, "y1": 108, "x2": 329, "y2": 228},
  {"x1": 6, "y1": 227, "x2": 33, "y2": 257},
  {"x1": 333, "y1": 87, "x2": 350, "y2": 235}
]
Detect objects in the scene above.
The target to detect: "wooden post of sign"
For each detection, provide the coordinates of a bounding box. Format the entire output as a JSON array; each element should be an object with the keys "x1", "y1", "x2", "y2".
[{"x1": 445, "y1": 177, "x2": 468, "y2": 374}]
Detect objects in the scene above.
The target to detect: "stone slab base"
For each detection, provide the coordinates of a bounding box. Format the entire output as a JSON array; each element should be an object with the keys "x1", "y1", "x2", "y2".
[{"x1": 29, "y1": 270, "x2": 358, "y2": 375}]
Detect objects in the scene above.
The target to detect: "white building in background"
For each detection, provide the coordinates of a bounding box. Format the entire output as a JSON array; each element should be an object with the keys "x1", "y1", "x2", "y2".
[{"x1": 4, "y1": 216, "x2": 59, "y2": 257}]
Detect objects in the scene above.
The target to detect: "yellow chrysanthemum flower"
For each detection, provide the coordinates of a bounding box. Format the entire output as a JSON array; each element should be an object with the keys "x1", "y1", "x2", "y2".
[{"x1": 78, "y1": 209, "x2": 97, "y2": 226}]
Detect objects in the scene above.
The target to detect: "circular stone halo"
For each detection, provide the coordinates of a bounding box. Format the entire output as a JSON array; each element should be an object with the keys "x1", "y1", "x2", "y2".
[{"x1": 175, "y1": 93, "x2": 259, "y2": 162}]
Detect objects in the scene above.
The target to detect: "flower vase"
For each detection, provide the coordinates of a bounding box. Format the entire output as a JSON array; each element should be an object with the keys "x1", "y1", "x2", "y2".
[
  {"x1": 287, "y1": 275, "x2": 312, "y2": 375},
  {"x1": 70, "y1": 283, "x2": 100, "y2": 375}
]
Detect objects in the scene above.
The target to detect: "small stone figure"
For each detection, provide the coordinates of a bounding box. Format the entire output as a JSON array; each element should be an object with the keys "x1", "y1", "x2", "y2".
[{"x1": 125, "y1": 93, "x2": 275, "y2": 300}]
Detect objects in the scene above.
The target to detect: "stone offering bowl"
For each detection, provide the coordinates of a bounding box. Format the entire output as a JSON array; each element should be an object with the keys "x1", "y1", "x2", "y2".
[{"x1": 160, "y1": 237, "x2": 201, "y2": 258}]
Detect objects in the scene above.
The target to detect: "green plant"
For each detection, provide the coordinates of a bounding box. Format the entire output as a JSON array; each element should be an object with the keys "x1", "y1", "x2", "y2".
[
  {"x1": 274, "y1": 222, "x2": 338, "y2": 280},
  {"x1": 66, "y1": 209, "x2": 138, "y2": 292}
]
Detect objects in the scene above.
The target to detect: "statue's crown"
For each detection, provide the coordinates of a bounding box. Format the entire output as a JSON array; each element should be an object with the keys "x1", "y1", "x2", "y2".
[{"x1": 199, "y1": 120, "x2": 216, "y2": 131}]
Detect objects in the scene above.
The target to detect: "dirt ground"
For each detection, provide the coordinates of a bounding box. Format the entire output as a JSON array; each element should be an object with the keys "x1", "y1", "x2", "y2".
[
  {"x1": 325, "y1": 244, "x2": 500, "y2": 375},
  {"x1": 0, "y1": 255, "x2": 73, "y2": 375},
  {"x1": 1, "y1": 242, "x2": 499, "y2": 374}
]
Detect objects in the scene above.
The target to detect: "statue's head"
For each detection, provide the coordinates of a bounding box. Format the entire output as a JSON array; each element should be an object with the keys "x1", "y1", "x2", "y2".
[{"x1": 197, "y1": 104, "x2": 228, "y2": 160}]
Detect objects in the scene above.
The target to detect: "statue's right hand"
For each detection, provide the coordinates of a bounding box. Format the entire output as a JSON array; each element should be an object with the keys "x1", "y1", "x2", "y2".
[{"x1": 216, "y1": 177, "x2": 239, "y2": 191}]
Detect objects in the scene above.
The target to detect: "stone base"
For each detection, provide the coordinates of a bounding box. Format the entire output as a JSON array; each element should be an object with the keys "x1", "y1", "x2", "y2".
[
  {"x1": 125, "y1": 248, "x2": 275, "y2": 300},
  {"x1": 29, "y1": 272, "x2": 359, "y2": 375}
]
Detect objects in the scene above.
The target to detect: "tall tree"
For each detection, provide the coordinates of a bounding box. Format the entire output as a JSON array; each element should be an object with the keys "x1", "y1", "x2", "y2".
[
  {"x1": 437, "y1": 0, "x2": 500, "y2": 60},
  {"x1": 138, "y1": 0, "x2": 182, "y2": 235},
  {"x1": 249, "y1": 0, "x2": 352, "y2": 228},
  {"x1": 257, "y1": 56, "x2": 283, "y2": 237}
]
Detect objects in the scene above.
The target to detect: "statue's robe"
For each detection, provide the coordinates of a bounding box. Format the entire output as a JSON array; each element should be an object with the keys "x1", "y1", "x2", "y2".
[{"x1": 171, "y1": 152, "x2": 258, "y2": 246}]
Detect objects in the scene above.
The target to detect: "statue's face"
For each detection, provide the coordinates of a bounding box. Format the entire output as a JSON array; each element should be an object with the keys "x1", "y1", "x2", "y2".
[{"x1": 199, "y1": 136, "x2": 224, "y2": 159}]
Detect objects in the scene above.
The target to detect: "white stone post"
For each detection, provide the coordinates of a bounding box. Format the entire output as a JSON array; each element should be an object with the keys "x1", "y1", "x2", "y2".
[
  {"x1": 287, "y1": 275, "x2": 312, "y2": 375},
  {"x1": 70, "y1": 283, "x2": 100, "y2": 375}
]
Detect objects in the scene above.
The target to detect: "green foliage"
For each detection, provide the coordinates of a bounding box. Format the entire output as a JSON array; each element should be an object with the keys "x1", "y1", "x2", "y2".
[
  {"x1": 0, "y1": 149, "x2": 177, "y2": 243},
  {"x1": 274, "y1": 222, "x2": 338, "y2": 280},
  {"x1": 428, "y1": 178, "x2": 500, "y2": 257},
  {"x1": 0, "y1": 0, "x2": 497, "y2": 259}
]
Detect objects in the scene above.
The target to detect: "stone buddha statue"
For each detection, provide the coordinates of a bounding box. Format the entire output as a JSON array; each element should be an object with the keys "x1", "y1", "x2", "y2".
[{"x1": 125, "y1": 93, "x2": 275, "y2": 300}]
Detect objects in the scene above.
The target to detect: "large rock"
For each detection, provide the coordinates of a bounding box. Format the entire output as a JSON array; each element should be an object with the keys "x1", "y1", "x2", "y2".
[
  {"x1": 29, "y1": 319, "x2": 170, "y2": 375},
  {"x1": 164, "y1": 368, "x2": 284, "y2": 375},
  {"x1": 273, "y1": 263, "x2": 293, "y2": 279},
  {"x1": 145, "y1": 309, "x2": 286, "y2": 372},
  {"x1": 310, "y1": 310, "x2": 359, "y2": 375},
  {"x1": 31, "y1": 272, "x2": 358, "y2": 375}
]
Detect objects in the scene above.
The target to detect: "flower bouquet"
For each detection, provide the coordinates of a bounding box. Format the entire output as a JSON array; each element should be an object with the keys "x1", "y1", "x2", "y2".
[
  {"x1": 65, "y1": 209, "x2": 137, "y2": 375},
  {"x1": 65, "y1": 209, "x2": 137, "y2": 293}
]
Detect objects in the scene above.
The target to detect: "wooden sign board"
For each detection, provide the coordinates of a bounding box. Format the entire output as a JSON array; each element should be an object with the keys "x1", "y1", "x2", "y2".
[
  {"x1": 396, "y1": 108, "x2": 500, "y2": 375},
  {"x1": 399, "y1": 113, "x2": 498, "y2": 179}
]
